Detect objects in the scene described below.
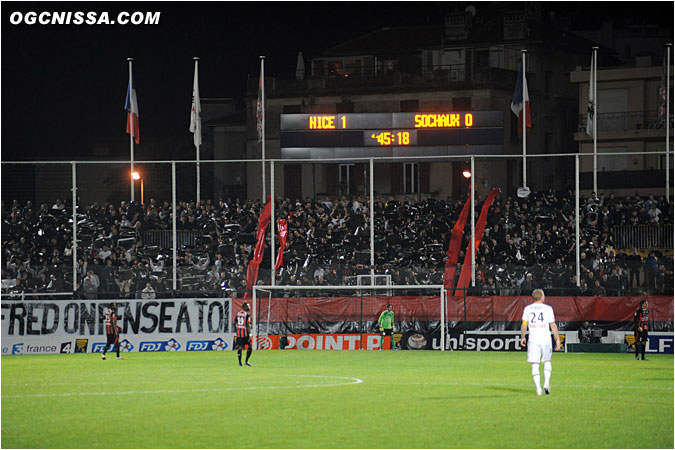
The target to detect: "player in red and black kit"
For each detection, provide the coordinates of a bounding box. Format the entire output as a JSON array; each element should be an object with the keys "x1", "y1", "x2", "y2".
[
  {"x1": 102, "y1": 303, "x2": 124, "y2": 360},
  {"x1": 234, "y1": 302, "x2": 253, "y2": 366},
  {"x1": 633, "y1": 299, "x2": 649, "y2": 361}
]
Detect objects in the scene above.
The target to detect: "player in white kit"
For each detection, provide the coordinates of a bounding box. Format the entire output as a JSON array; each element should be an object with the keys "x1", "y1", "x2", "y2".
[{"x1": 520, "y1": 289, "x2": 561, "y2": 396}]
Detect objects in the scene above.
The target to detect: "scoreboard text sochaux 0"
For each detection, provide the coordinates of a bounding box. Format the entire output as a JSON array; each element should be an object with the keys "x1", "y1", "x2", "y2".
[{"x1": 279, "y1": 112, "x2": 503, "y2": 149}]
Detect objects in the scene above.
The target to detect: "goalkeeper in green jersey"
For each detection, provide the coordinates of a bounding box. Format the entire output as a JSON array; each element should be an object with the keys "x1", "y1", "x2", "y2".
[{"x1": 378, "y1": 304, "x2": 397, "y2": 350}]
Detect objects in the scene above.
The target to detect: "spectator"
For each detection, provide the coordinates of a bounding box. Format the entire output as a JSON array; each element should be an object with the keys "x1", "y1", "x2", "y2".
[
  {"x1": 644, "y1": 252, "x2": 659, "y2": 290},
  {"x1": 593, "y1": 279, "x2": 607, "y2": 296},
  {"x1": 1, "y1": 193, "x2": 673, "y2": 298},
  {"x1": 81, "y1": 278, "x2": 98, "y2": 299},
  {"x1": 578, "y1": 321, "x2": 593, "y2": 343},
  {"x1": 141, "y1": 282, "x2": 156, "y2": 299},
  {"x1": 627, "y1": 249, "x2": 643, "y2": 288}
]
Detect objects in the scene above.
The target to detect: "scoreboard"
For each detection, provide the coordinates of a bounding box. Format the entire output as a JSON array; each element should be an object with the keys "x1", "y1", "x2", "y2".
[{"x1": 280, "y1": 112, "x2": 504, "y2": 159}]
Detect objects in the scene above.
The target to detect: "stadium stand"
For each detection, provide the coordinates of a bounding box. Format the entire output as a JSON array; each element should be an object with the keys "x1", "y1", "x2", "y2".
[{"x1": 1, "y1": 190, "x2": 673, "y2": 299}]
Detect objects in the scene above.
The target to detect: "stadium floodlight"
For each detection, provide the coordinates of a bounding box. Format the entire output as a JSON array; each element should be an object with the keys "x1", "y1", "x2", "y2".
[{"x1": 252, "y1": 284, "x2": 446, "y2": 351}]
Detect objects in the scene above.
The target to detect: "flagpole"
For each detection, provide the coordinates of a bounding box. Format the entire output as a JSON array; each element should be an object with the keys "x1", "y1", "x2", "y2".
[
  {"x1": 260, "y1": 56, "x2": 266, "y2": 201},
  {"x1": 194, "y1": 57, "x2": 201, "y2": 204},
  {"x1": 470, "y1": 156, "x2": 475, "y2": 287},
  {"x1": 270, "y1": 161, "x2": 275, "y2": 287},
  {"x1": 592, "y1": 46, "x2": 598, "y2": 194},
  {"x1": 521, "y1": 50, "x2": 527, "y2": 189},
  {"x1": 575, "y1": 154, "x2": 580, "y2": 287},
  {"x1": 128, "y1": 58, "x2": 135, "y2": 202},
  {"x1": 667, "y1": 43, "x2": 672, "y2": 204}
]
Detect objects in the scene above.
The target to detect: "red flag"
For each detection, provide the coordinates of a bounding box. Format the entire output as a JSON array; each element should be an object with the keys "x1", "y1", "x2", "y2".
[
  {"x1": 454, "y1": 188, "x2": 500, "y2": 295},
  {"x1": 244, "y1": 196, "x2": 272, "y2": 298},
  {"x1": 443, "y1": 193, "x2": 471, "y2": 290},
  {"x1": 274, "y1": 219, "x2": 288, "y2": 272}
]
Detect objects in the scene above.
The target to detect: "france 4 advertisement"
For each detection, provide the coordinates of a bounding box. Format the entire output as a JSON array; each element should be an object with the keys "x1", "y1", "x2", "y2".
[{"x1": 1, "y1": 299, "x2": 235, "y2": 355}]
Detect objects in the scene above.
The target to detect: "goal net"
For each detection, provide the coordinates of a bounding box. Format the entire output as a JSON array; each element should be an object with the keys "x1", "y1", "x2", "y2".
[{"x1": 246, "y1": 284, "x2": 446, "y2": 351}]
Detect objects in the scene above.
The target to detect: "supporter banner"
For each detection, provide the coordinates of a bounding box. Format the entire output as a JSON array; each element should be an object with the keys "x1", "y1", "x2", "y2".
[
  {"x1": 1, "y1": 299, "x2": 232, "y2": 337},
  {"x1": 236, "y1": 295, "x2": 673, "y2": 325}
]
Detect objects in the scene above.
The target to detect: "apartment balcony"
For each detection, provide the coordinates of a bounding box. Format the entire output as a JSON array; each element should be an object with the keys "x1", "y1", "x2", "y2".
[
  {"x1": 259, "y1": 65, "x2": 519, "y2": 97},
  {"x1": 575, "y1": 111, "x2": 673, "y2": 141}
]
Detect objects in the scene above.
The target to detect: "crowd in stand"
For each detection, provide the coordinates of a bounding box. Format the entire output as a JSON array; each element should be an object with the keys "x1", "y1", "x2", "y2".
[{"x1": 1, "y1": 189, "x2": 673, "y2": 300}]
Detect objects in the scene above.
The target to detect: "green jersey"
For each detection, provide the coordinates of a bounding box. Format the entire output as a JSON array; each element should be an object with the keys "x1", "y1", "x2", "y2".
[{"x1": 378, "y1": 310, "x2": 394, "y2": 329}]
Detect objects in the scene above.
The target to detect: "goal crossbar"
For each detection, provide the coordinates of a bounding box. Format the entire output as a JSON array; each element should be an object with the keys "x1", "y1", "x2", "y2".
[{"x1": 252, "y1": 284, "x2": 446, "y2": 351}]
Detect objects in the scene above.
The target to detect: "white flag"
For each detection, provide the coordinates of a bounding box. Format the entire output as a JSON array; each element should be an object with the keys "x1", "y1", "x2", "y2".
[
  {"x1": 190, "y1": 59, "x2": 202, "y2": 147},
  {"x1": 586, "y1": 52, "x2": 595, "y2": 138}
]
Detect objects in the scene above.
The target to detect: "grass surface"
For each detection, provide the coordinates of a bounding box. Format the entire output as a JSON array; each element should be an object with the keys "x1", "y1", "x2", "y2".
[{"x1": 1, "y1": 350, "x2": 673, "y2": 448}]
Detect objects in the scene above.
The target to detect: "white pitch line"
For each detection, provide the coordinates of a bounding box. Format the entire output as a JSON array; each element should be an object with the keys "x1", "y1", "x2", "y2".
[
  {"x1": 2, "y1": 375, "x2": 363, "y2": 399},
  {"x1": 390, "y1": 381, "x2": 674, "y2": 391}
]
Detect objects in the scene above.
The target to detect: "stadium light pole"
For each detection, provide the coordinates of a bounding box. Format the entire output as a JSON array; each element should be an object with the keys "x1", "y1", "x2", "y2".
[{"x1": 132, "y1": 171, "x2": 143, "y2": 205}]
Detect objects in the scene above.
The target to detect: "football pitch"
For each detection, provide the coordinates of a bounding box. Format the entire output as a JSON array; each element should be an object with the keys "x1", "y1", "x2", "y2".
[{"x1": 1, "y1": 350, "x2": 673, "y2": 448}]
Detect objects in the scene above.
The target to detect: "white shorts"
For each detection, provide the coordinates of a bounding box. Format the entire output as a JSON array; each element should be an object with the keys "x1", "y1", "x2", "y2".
[{"x1": 527, "y1": 340, "x2": 552, "y2": 363}]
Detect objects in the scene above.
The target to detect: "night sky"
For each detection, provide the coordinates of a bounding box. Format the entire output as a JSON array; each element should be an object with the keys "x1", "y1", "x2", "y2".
[{"x1": 2, "y1": 2, "x2": 672, "y2": 161}]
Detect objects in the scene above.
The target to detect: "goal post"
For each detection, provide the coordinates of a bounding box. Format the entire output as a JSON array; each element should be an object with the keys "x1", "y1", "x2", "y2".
[{"x1": 252, "y1": 284, "x2": 446, "y2": 351}]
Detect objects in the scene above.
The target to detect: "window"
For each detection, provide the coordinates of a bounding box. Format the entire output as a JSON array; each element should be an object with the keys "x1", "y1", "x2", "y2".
[
  {"x1": 403, "y1": 163, "x2": 419, "y2": 193},
  {"x1": 343, "y1": 59, "x2": 362, "y2": 78},
  {"x1": 336, "y1": 102, "x2": 354, "y2": 113},
  {"x1": 283, "y1": 104, "x2": 302, "y2": 114},
  {"x1": 400, "y1": 100, "x2": 419, "y2": 113},
  {"x1": 474, "y1": 50, "x2": 489, "y2": 68},
  {"x1": 544, "y1": 70, "x2": 552, "y2": 95},
  {"x1": 327, "y1": 61, "x2": 343, "y2": 77},
  {"x1": 598, "y1": 146, "x2": 628, "y2": 172},
  {"x1": 452, "y1": 97, "x2": 471, "y2": 111},
  {"x1": 339, "y1": 164, "x2": 355, "y2": 195}
]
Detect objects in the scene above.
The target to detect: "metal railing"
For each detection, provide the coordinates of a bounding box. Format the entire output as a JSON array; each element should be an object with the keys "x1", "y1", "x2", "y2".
[
  {"x1": 578, "y1": 111, "x2": 673, "y2": 134},
  {"x1": 612, "y1": 224, "x2": 674, "y2": 249},
  {"x1": 142, "y1": 230, "x2": 204, "y2": 248}
]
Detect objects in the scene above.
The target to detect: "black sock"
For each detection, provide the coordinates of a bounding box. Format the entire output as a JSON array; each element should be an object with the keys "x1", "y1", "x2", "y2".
[
  {"x1": 246, "y1": 347, "x2": 252, "y2": 362},
  {"x1": 641, "y1": 343, "x2": 646, "y2": 358},
  {"x1": 237, "y1": 350, "x2": 242, "y2": 364}
]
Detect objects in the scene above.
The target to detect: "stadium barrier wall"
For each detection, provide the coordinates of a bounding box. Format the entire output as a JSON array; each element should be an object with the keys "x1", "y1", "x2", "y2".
[
  {"x1": 237, "y1": 295, "x2": 673, "y2": 351},
  {"x1": 235, "y1": 295, "x2": 673, "y2": 330},
  {"x1": 1, "y1": 298, "x2": 235, "y2": 355}
]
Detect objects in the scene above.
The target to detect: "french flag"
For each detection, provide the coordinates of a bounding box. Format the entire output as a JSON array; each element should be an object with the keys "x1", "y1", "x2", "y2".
[
  {"x1": 510, "y1": 65, "x2": 531, "y2": 135},
  {"x1": 125, "y1": 72, "x2": 140, "y2": 144}
]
